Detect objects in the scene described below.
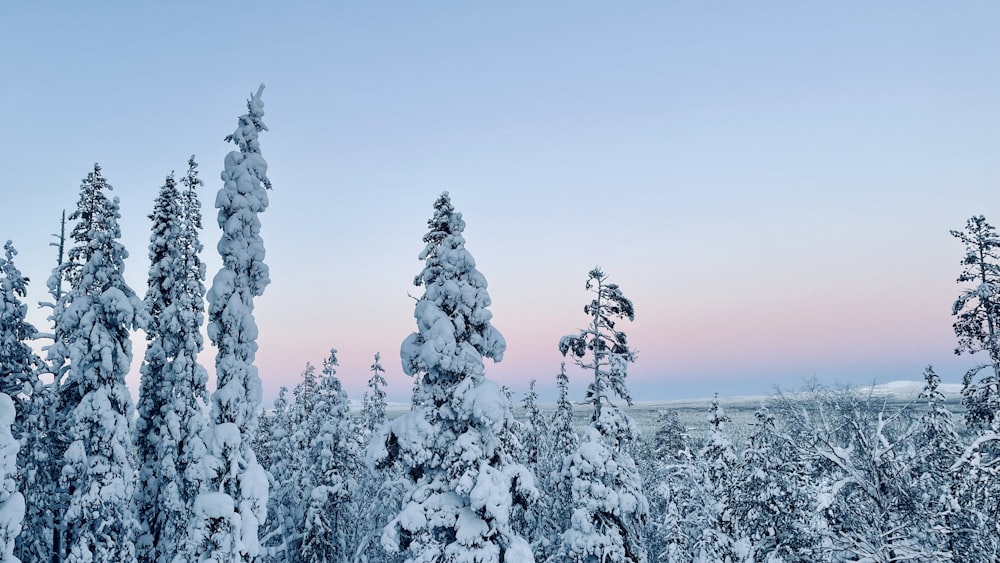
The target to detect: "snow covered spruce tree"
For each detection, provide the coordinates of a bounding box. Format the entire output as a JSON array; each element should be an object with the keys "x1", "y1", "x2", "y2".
[
  {"x1": 361, "y1": 352, "x2": 389, "y2": 438},
  {"x1": 951, "y1": 215, "x2": 1000, "y2": 430},
  {"x1": 259, "y1": 387, "x2": 295, "y2": 561},
  {"x1": 371, "y1": 192, "x2": 536, "y2": 562},
  {"x1": 533, "y1": 364, "x2": 578, "y2": 561},
  {"x1": 53, "y1": 164, "x2": 147, "y2": 562},
  {"x1": 518, "y1": 380, "x2": 547, "y2": 471},
  {"x1": 729, "y1": 404, "x2": 819, "y2": 562},
  {"x1": 691, "y1": 395, "x2": 742, "y2": 561},
  {"x1": 0, "y1": 243, "x2": 33, "y2": 562},
  {"x1": 186, "y1": 85, "x2": 272, "y2": 563},
  {"x1": 356, "y1": 354, "x2": 406, "y2": 563},
  {"x1": 912, "y1": 366, "x2": 975, "y2": 559},
  {"x1": 136, "y1": 158, "x2": 209, "y2": 563},
  {"x1": 300, "y1": 350, "x2": 364, "y2": 563},
  {"x1": 558, "y1": 268, "x2": 648, "y2": 563},
  {"x1": 0, "y1": 242, "x2": 39, "y2": 411}
]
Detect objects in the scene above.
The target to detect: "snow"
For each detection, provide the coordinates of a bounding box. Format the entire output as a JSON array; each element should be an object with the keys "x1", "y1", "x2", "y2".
[{"x1": 194, "y1": 492, "x2": 235, "y2": 519}]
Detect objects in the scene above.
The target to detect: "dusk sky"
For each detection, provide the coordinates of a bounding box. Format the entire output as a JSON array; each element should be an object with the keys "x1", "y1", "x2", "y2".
[{"x1": 3, "y1": 2, "x2": 999, "y2": 405}]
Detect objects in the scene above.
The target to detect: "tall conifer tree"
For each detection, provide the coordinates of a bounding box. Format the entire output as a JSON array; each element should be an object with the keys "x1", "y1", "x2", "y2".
[
  {"x1": 373, "y1": 192, "x2": 535, "y2": 562},
  {"x1": 188, "y1": 85, "x2": 272, "y2": 563},
  {"x1": 55, "y1": 164, "x2": 146, "y2": 562},
  {"x1": 558, "y1": 268, "x2": 648, "y2": 563},
  {"x1": 0, "y1": 243, "x2": 33, "y2": 563},
  {"x1": 951, "y1": 215, "x2": 1000, "y2": 430},
  {"x1": 136, "y1": 157, "x2": 208, "y2": 563}
]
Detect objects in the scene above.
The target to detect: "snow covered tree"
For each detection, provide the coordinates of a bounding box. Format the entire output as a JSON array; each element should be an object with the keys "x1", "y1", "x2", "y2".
[
  {"x1": 18, "y1": 219, "x2": 68, "y2": 562},
  {"x1": 649, "y1": 410, "x2": 689, "y2": 462},
  {"x1": 357, "y1": 355, "x2": 404, "y2": 563},
  {"x1": 300, "y1": 350, "x2": 363, "y2": 563},
  {"x1": 689, "y1": 395, "x2": 742, "y2": 562},
  {"x1": 560, "y1": 427, "x2": 648, "y2": 563},
  {"x1": 519, "y1": 376, "x2": 561, "y2": 559},
  {"x1": 559, "y1": 267, "x2": 637, "y2": 434},
  {"x1": 951, "y1": 215, "x2": 1000, "y2": 430},
  {"x1": 549, "y1": 363, "x2": 579, "y2": 461},
  {"x1": 259, "y1": 387, "x2": 295, "y2": 562},
  {"x1": 558, "y1": 268, "x2": 648, "y2": 563},
  {"x1": 54, "y1": 163, "x2": 146, "y2": 562},
  {"x1": 518, "y1": 380, "x2": 547, "y2": 471},
  {"x1": 0, "y1": 394, "x2": 23, "y2": 563},
  {"x1": 951, "y1": 433, "x2": 1000, "y2": 559},
  {"x1": 361, "y1": 352, "x2": 389, "y2": 438},
  {"x1": 639, "y1": 410, "x2": 693, "y2": 563},
  {"x1": 910, "y1": 366, "x2": 976, "y2": 559},
  {"x1": 730, "y1": 405, "x2": 819, "y2": 562},
  {"x1": 700, "y1": 395, "x2": 737, "y2": 492},
  {"x1": 136, "y1": 158, "x2": 209, "y2": 563},
  {"x1": 776, "y1": 385, "x2": 930, "y2": 562},
  {"x1": 0, "y1": 241, "x2": 38, "y2": 561},
  {"x1": 0, "y1": 242, "x2": 39, "y2": 408},
  {"x1": 372, "y1": 192, "x2": 535, "y2": 562},
  {"x1": 187, "y1": 85, "x2": 272, "y2": 563}
]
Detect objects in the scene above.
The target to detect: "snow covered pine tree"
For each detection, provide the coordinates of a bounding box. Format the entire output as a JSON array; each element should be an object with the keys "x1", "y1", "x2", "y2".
[
  {"x1": 558, "y1": 267, "x2": 648, "y2": 563},
  {"x1": 185, "y1": 85, "x2": 272, "y2": 563},
  {"x1": 951, "y1": 215, "x2": 1000, "y2": 431},
  {"x1": 55, "y1": 164, "x2": 147, "y2": 562},
  {"x1": 372, "y1": 192, "x2": 536, "y2": 562}
]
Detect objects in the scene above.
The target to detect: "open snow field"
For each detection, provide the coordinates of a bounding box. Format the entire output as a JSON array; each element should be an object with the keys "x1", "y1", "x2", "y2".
[{"x1": 381, "y1": 379, "x2": 967, "y2": 449}]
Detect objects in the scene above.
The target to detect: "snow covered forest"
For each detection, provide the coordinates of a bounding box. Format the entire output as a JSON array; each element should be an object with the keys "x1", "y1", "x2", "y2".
[{"x1": 2, "y1": 87, "x2": 1000, "y2": 563}]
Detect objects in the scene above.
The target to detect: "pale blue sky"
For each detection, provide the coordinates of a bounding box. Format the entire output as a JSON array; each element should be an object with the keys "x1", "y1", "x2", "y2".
[{"x1": 2, "y1": 2, "x2": 998, "y2": 404}]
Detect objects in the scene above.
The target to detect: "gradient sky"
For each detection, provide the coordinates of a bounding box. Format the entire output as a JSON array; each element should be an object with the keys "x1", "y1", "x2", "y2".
[{"x1": 2, "y1": 2, "x2": 999, "y2": 405}]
